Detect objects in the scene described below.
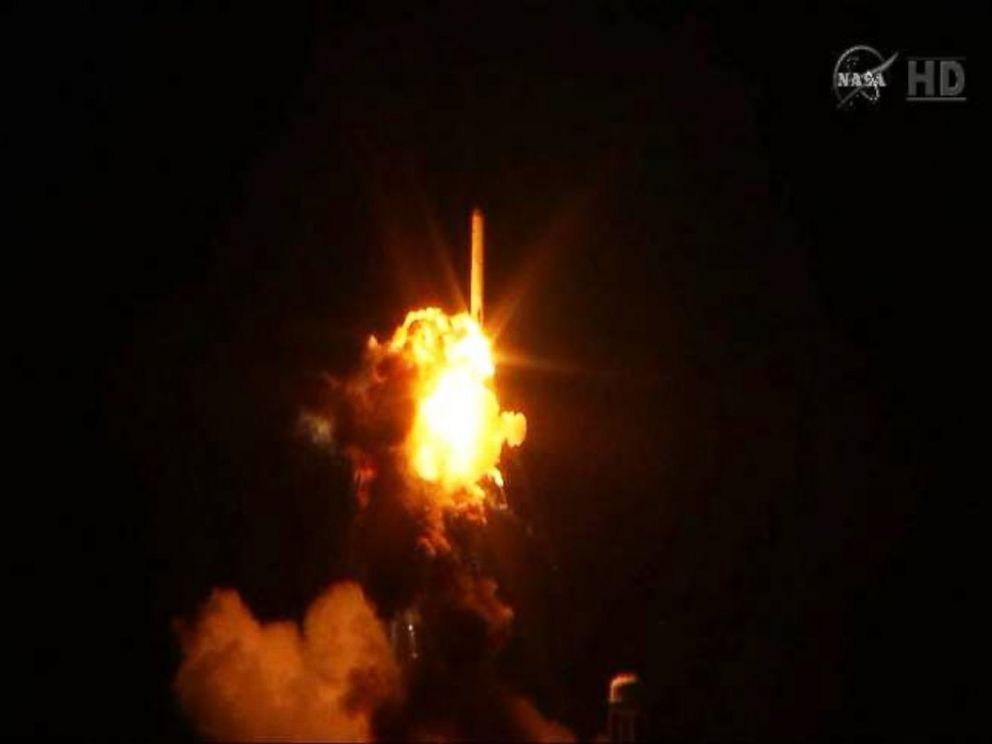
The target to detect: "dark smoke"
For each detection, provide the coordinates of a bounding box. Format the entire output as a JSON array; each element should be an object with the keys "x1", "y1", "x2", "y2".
[
  {"x1": 318, "y1": 318, "x2": 572, "y2": 740},
  {"x1": 175, "y1": 317, "x2": 572, "y2": 740}
]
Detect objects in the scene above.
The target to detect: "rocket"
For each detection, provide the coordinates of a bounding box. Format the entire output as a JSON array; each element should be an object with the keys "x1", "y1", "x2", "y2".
[{"x1": 470, "y1": 207, "x2": 484, "y2": 324}]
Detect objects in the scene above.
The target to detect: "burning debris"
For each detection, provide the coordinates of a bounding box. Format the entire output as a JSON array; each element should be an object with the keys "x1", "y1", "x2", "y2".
[{"x1": 174, "y1": 211, "x2": 572, "y2": 741}]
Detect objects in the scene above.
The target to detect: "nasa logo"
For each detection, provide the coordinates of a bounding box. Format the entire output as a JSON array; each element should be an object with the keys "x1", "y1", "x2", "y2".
[{"x1": 833, "y1": 45, "x2": 899, "y2": 110}]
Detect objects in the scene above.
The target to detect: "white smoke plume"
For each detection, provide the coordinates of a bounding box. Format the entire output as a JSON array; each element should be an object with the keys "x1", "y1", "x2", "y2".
[{"x1": 174, "y1": 582, "x2": 400, "y2": 741}]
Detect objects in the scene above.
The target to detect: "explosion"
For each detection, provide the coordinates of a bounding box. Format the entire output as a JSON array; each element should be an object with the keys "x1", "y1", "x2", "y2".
[
  {"x1": 320, "y1": 306, "x2": 528, "y2": 561},
  {"x1": 378, "y1": 308, "x2": 526, "y2": 503},
  {"x1": 175, "y1": 213, "x2": 571, "y2": 742}
]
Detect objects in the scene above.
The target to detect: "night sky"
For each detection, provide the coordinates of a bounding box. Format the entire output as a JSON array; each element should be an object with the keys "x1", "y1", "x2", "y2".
[{"x1": 12, "y1": 3, "x2": 981, "y2": 740}]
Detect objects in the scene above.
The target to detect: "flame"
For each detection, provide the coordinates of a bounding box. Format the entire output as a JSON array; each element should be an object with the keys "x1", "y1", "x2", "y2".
[{"x1": 374, "y1": 307, "x2": 526, "y2": 508}]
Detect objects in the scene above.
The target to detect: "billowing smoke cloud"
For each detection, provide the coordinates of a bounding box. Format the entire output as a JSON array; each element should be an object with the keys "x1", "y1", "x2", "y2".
[{"x1": 174, "y1": 582, "x2": 400, "y2": 741}]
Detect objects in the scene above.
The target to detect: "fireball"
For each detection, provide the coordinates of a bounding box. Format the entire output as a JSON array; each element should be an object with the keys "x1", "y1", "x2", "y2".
[{"x1": 376, "y1": 307, "x2": 526, "y2": 507}]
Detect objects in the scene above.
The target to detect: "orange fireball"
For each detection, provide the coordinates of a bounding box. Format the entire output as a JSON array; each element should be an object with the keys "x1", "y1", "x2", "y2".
[{"x1": 373, "y1": 307, "x2": 526, "y2": 508}]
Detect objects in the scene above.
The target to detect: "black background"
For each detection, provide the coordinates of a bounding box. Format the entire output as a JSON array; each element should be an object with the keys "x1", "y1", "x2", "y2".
[{"x1": 10, "y1": 2, "x2": 982, "y2": 740}]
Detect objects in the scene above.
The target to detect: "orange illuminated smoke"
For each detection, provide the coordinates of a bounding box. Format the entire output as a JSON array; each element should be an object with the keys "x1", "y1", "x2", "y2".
[{"x1": 371, "y1": 307, "x2": 526, "y2": 508}]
